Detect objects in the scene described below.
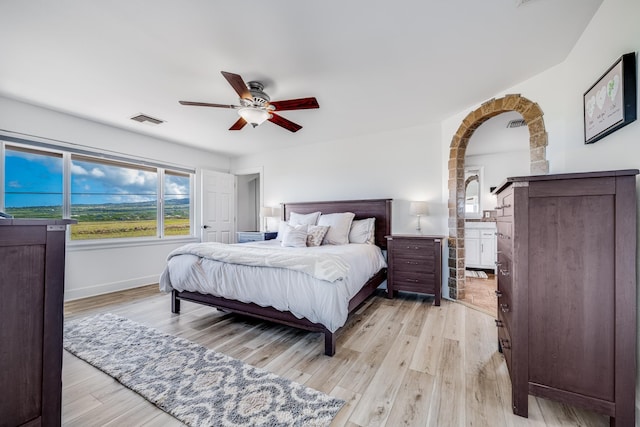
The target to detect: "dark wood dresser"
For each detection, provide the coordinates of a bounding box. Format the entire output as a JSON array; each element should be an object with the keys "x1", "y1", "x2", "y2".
[
  {"x1": 493, "y1": 170, "x2": 637, "y2": 426},
  {"x1": 385, "y1": 234, "x2": 443, "y2": 305},
  {"x1": 0, "y1": 219, "x2": 75, "y2": 427}
]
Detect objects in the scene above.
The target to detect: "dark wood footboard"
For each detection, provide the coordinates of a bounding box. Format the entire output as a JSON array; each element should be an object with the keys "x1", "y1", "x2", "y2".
[{"x1": 171, "y1": 267, "x2": 386, "y2": 356}]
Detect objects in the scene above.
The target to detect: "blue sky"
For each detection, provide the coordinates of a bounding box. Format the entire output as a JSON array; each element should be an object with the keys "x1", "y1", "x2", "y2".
[{"x1": 4, "y1": 149, "x2": 189, "y2": 208}]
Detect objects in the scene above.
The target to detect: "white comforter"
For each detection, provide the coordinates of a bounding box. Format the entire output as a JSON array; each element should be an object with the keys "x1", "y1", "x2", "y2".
[{"x1": 159, "y1": 240, "x2": 387, "y2": 332}]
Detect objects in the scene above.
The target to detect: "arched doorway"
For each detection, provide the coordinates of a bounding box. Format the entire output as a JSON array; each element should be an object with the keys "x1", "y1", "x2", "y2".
[{"x1": 447, "y1": 94, "x2": 548, "y2": 299}]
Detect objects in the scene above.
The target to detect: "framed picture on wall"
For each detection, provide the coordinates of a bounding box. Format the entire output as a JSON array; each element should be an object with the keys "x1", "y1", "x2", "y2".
[{"x1": 583, "y1": 52, "x2": 637, "y2": 144}]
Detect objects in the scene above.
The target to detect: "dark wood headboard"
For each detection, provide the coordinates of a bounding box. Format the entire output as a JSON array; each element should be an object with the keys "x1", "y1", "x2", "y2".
[{"x1": 281, "y1": 199, "x2": 392, "y2": 249}]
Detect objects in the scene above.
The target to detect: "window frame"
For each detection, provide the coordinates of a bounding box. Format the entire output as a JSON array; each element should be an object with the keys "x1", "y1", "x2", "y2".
[{"x1": 1, "y1": 138, "x2": 197, "y2": 248}]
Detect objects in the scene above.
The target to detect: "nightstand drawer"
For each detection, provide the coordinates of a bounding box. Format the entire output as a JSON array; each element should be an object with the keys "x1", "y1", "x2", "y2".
[
  {"x1": 393, "y1": 271, "x2": 435, "y2": 288},
  {"x1": 392, "y1": 258, "x2": 435, "y2": 274}
]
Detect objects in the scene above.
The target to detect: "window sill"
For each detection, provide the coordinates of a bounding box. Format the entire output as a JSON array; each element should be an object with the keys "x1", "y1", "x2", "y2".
[{"x1": 66, "y1": 235, "x2": 199, "y2": 252}]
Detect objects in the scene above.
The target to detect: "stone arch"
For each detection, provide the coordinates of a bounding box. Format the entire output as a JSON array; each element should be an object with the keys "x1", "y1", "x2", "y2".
[{"x1": 447, "y1": 94, "x2": 548, "y2": 299}]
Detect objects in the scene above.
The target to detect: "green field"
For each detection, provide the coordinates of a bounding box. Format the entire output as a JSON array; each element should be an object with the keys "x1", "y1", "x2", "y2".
[
  {"x1": 70, "y1": 218, "x2": 190, "y2": 240},
  {"x1": 7, "y1": 200, "x2": 191, "y2": 240}
]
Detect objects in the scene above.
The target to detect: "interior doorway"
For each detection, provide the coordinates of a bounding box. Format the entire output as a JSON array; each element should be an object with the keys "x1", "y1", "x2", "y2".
[
  {"x1": 446, "y1": 94, "x2": 549, "y2": 300},
  {"x1": 234, "y1": 167, "x2": 264, "y2": 241}
]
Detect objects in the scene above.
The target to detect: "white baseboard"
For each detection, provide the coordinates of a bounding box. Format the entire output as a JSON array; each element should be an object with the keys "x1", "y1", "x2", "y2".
[{"x1": 64, "y1": 275, "x2": 159, "y2": 302}]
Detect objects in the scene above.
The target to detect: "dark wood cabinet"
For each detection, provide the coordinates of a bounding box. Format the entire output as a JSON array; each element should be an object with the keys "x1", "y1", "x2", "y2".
[
  {"x1": 493, "y1": 170, "x2": 637, "y2": 427},
  {"x1": 385, "y1": 235, "x2": 443, "y2": 305},
  {"x1": 0, "y1": 219, "x2": 74, "y2": 427}
]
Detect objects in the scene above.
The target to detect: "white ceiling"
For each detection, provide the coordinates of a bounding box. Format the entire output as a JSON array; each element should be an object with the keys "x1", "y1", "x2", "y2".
[{"x1": 0, "y1": 0, "x2": 603, "y2": 158}]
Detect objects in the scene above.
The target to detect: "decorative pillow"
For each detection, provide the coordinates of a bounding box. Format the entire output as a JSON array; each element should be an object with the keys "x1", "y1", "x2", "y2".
[
  {"x1": 275, "y1": 221, "x2": 289, "y2": 241},
  {"x1": 289, "y1": 211, "x2": 321, "y2": 226},
  {"x1": 306, "y1": 225, "x2": 330, "y2": 247},
  {"x1": 280, "y1": 223, "x2": 308, "y2": 248},
  {"x1": 317, "y1": 212, "x2": 355, "y2": 245},
  {"x1": 349, "y1": 218, "x2": 376, "y2": 244}
]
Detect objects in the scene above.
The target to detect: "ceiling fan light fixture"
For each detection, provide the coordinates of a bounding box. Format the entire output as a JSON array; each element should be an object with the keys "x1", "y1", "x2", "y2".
[{"x1": 238, "y1": 107, "x2": 270, "y2": 128}]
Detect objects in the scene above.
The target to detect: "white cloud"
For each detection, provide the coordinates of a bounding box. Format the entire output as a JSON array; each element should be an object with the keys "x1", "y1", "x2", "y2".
[
  {"x1": 71, "y1": 164, "x2": 88, "y2": 175},
  {"x1": 90, "y1": 168, "x2": 105, "y2": 178}
]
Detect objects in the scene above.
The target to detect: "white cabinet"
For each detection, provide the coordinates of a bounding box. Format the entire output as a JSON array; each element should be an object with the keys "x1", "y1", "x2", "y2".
[{"x1": 465, "y1": 222, "x2": 496, "y2": 271}]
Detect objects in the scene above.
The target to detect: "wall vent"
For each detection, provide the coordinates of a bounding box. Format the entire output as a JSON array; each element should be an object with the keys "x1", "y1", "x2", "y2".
[
  {"x1": 130, "y1": 114, "x2": 165, "y2": 125},
  {"x1": 515, "y1": 0, "x2": 539, "y2": 6},
  {"x1": 506, "y1": 118, "x2": 527, "y2": 128}
]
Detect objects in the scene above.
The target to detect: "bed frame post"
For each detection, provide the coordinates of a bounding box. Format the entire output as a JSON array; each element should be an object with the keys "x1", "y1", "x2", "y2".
[
  {"x1": 171, "y1": 290, "x2": 181, "y2": 313},
  {"x1": 324, "y1": 331, "x2": 336, "y2": 356}
]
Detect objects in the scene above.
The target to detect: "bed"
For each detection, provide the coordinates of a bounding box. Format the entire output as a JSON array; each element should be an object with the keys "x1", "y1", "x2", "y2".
[{"x1": 160, "y1": 198, "x2": 392, "y2": 356}]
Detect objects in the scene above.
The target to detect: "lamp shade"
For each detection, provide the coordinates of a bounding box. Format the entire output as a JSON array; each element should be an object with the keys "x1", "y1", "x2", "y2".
[
  {"x1": 409, "y1": 201, "x2": 428, "y2": 216},
  {"x1": 260, "y1": 206, "x2": 273, "y2": 217},
  {"x1": 239, "y1": 107, "x2": 270, "y2": 127}
]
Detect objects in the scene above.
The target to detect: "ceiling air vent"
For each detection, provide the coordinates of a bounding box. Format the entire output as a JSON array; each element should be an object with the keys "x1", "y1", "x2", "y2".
[
  {"x1": 506, "y1": 118, "x2": 526, "y2": 128},
  {"x1": 130, "y1": 114, "x2": 165, "y2": 125},
  {"x1": 515, "y1": 0, "x2": 539, "y2": 6}
]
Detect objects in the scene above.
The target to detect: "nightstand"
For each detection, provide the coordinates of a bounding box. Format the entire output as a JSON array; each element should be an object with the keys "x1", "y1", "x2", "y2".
[
  {"x1": 236, "y1": 231, "x2": 278, "y2": 243},
  {"x1": 385, "y1": 234, "x2": 443, "y2": 305}
]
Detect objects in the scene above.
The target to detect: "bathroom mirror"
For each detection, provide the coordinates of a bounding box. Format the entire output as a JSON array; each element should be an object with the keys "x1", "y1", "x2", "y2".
[{"x1": 464, "y1": 167, "x2": 482, "y2": 218}]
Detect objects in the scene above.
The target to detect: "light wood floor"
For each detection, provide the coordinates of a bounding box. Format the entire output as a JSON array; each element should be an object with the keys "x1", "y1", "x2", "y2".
[
  {"x1": 62, "y1": 285, "x2": 609, "y2": 426},
  {"x1": 459, "y1": 274, "x2": 497, "y2": 316}
]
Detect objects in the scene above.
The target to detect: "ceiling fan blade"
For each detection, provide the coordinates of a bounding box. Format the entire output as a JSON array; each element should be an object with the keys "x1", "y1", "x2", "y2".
[
  {"x1": 221, "y1": 71, "x2": 252, "y2": 101},
  {"x1": 269, "y1": 97, "x2": 319, "y2": 111},
  {"x1": 229, "y1": 117, "x2": 247, "y2": 131},
  {"x1": 268, "y1": 113, "x2": 302, "y2": 132},
  {"x1": 179, "y1": 101, "x2": 237, "y2": 109}
]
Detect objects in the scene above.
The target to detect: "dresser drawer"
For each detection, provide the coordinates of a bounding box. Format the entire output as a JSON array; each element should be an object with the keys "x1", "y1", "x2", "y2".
[
  {"x1": 497, "y1": 318, "x2": 513, "y2": 374},
  {"x1": 496, "y1": 189, "x2": 514, "y2": 218},
  {"x1": 496, "y1": 221, "x2": 512, "y2": 253}
]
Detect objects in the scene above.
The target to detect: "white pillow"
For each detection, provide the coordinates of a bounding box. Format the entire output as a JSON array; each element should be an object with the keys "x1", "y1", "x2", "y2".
[
  {"x1": 275, "y1": 221, "x2": 288, "y2": 241},
  {"x1": 280, "y1": 223, "x2": 308, "y2": 247},
  {"x1": 289, "y1": 211, "x2": 321, "y2": 226},
  {"x1": 307, "y1": 225, "x2": 330, "y2": 247},
  {"x1": 317, "y1": 212, "x2": 355, "y2": 245},
  {"x1": 349, "y1": 218, "x2": 376, "y2": 244}
]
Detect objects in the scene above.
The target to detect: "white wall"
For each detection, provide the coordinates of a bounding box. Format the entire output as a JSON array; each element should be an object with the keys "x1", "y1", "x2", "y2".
[
  {"x1": 232, "y1": 123, "x2": 447, "y2": 237},
  {"x1": 0, "y1": 95, "x2": 231, "y2": 300},
  {"x1": 441, "y1": 0, "x2": 640, "y2": 414}
]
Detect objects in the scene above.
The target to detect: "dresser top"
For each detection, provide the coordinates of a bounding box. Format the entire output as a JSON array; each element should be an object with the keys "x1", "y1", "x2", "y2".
[
  {"x1": 493, "y1": 169, "x2": 639, "y2": 195},
  {"x1": 0, "y1": 218, "x2": 77, "y2": 226}
]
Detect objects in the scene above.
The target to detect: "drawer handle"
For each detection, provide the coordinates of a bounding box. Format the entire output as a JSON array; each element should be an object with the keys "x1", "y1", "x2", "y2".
[
  {"x1": 499, "y1": 269, "x2": 510, "y2": 277},
  {"x1": 500, "y1": 303, "x2": 510, "y2": 313},
  {"x1": 403, "y1": 246, "x2": 421, "y2": 250},
  {"x1": 494, "y1": 204, "x2": 512, "y2": 210},
  {"x1": 495, "y1": 319, "x2": 503, "y2": 328},
  {"x1": 499, "y1": 338, "x2": 511, "y2": 350},
  {"x1": 495, "y1": 290, "x2": 503, "y2": 298},
  {"x1": 495, "y1": 261, "x2": 502, "y2": 267},
  {"x1": 404, "y1": 261, "x2": 420, "y2": 265}
]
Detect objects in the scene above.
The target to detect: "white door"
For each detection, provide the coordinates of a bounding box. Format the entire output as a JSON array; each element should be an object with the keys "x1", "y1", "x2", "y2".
[{"x1": 201, "y1": 169, "x2": 235, "y2": 243}]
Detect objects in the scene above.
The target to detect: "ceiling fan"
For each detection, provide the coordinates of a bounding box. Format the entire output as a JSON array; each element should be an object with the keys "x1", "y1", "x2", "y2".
[{"x1": 179, "y1": 71, "x2": 319, "y2": 132}]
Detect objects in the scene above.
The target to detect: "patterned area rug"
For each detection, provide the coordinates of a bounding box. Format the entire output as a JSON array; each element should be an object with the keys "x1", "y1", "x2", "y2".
[
  {"x1": 64, "y1": 313, "x2": 344, "y2": 426},
  {"x1": 465, "y1": 269, "x2": 489, "y2": 279}
]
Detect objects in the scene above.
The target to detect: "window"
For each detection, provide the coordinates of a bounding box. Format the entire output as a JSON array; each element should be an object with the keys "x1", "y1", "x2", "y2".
[
  {"x1": 2, "y1": 140, "x2": 194, "y2": 242},
  {"x1": 3, "y1": 146, "x2": 63, "y2": 219},
  {"x1": 70, "y1": 155, "x2": 158, "y2": 240},
  {"x1": 164, "y1": 171, "x2": 191, "y2": 237}
]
